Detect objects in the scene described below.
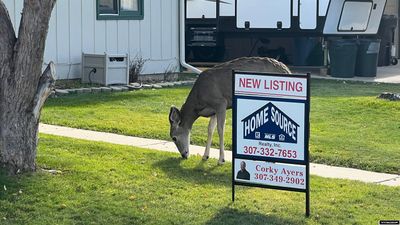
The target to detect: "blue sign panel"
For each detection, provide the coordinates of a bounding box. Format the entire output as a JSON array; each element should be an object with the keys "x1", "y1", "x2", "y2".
[{"x1": 241, "y1": 102, "x2": 299, "y2": 144}]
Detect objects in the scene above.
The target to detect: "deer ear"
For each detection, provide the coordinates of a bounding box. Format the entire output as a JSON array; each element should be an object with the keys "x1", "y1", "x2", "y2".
[{"x1": 169, "y1": 106, "x2": 181, "y2": 125}]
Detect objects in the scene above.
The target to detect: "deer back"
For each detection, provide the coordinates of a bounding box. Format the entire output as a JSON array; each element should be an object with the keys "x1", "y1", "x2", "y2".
[{"x1": 187, "y1": 57, "x2": 291, "y2": 111}]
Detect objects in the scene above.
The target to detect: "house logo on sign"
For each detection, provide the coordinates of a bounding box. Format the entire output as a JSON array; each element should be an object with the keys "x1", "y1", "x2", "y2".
[{"x1": 241, "y1": 102, "x2": 299, "y2": 143}]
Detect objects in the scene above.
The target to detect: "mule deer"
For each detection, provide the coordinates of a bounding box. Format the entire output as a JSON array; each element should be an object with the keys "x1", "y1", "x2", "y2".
[{"x1": 169, "y1": 57, "x2": 291, "y2": 164}]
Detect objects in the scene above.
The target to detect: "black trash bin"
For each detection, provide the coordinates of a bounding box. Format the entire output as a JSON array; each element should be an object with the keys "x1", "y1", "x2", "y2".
[
  {"x1": 355, "y1": 39, "x2": 381, "y2": 77},
  {"x1": 377, "y1": 15, "x2": 397, "y2": 66},
  {"x1": 329, "y1": 39, "x2": 358, "y2": 78}
]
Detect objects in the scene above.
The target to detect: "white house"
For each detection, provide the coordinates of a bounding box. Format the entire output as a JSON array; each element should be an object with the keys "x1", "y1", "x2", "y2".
[{"x1": 3, "y1": 0, "x2": 180, "y2": 79}]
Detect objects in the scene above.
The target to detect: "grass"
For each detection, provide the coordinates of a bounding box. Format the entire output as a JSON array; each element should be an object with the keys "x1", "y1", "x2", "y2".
[
  {"x1": 0, "y1": 135, "x2": 399, "y2": 225},
  {"x1": 41, "y1": 79, "x2": 400, "y2": 174}
]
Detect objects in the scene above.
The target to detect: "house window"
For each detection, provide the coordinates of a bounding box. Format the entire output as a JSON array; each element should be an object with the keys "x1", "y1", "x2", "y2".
[{"x1": 97, "y1": 0, "x2": 144, "y2": 20}]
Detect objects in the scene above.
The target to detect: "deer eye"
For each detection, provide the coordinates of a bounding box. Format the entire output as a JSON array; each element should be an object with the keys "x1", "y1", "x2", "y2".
[{"x1": 172, "y1": 137, "x2": 177, "y2": 142}]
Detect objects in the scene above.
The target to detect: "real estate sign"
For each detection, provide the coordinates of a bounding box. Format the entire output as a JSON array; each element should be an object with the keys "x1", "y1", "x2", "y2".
[{"x1": 232, "y1": 71, "x2": 310, "y2": 216}]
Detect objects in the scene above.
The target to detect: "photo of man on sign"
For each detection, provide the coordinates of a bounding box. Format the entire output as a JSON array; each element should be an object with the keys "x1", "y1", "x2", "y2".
[{"x1": 236, "y1": 161, "x2": 251, "y2": 180}]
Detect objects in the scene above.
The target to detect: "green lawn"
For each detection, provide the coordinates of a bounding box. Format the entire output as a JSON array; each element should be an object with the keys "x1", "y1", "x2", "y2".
[
  {"x1": 0, "y1": 135, "x2": 399, "y2": 225},
  {"x1": 41, "y1": 79, "x2": 400, "y2": 174}
]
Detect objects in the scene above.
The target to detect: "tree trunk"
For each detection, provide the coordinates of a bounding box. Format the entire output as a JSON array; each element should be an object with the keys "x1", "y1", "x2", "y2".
[{"x1": 0, "y1": 0, "x2": 56, "y2": 174}]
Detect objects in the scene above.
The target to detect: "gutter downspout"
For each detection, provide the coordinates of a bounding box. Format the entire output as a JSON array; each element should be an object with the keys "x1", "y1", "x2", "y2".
[{"x1": 179, "y1": 0, "x2": 202, "y2": 74}]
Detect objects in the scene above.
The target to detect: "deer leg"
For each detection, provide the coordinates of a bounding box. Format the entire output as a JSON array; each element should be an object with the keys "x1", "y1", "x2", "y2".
[
  {"x1": 216, "y1": 108, "x2": 227, "y2": 165},
  {"x1": 203, "y1": 115, "x2": 217, "y2": 160}
]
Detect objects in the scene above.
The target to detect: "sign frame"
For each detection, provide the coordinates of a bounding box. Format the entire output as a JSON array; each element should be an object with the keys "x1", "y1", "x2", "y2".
[{"x1": 232, "y1": 70, "x2": 311, "y2": 217}]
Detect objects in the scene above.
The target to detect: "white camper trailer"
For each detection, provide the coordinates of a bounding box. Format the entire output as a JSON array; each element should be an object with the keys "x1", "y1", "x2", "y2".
[{"x1": 183, "y1": 0, "x2": 389, "y2": 70}]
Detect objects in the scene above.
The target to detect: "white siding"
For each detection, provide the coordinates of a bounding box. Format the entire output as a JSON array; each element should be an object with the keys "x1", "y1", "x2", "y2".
[{"x1": 3, "y1": 0, "x2": 180, "y2": 79}]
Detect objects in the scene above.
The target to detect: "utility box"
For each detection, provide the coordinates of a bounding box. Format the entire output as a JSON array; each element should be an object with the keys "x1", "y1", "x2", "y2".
[{"x1": 82, "y1": 53, "x2": 129, "y2": 86}]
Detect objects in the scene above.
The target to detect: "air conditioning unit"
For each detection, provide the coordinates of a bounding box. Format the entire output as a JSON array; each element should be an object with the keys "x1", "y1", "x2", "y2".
[{"x1": 82, "y1": 53, "x2": 129, "y2": 85}]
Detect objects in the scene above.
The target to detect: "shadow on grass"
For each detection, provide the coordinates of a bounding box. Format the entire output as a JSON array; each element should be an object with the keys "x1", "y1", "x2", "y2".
[
  {"x1": 0, "y1": 170, "x2": 142, "y2": 225},
  {"x1": 204, "y1": 207, "x2": 304, "y2": 225},
  {"x1": 152, "y1": 157, "x2": 231, "y2": 187}
]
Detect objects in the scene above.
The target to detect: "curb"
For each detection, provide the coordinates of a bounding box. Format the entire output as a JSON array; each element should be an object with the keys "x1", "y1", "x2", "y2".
[{"x1": 50, "y1": 80, "x2": 196, "y2": 98}]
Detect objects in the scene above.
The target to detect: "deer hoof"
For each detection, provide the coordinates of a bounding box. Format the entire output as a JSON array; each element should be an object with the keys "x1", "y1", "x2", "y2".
[
  {"x1": 202, "y1": 155, "x2": 209, "y2": 161},
  {"x1": 218, "y1": 159, "x2": 225, "y2": 165}
]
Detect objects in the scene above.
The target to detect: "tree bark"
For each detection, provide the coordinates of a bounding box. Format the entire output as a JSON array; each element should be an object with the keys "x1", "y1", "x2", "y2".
[{"x1": 0, "y1": 0, "x2": 56, "y2": 174}]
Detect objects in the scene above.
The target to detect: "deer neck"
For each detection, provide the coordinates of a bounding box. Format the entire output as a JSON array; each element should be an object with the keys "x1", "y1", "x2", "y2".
[{"x1": 180, "y1": 102, "x2": 199, "y2": 130}]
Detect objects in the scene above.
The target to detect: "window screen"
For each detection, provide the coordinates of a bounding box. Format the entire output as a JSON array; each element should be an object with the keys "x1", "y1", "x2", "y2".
[{"x1": 339, "y1": 1, "x2": 373, "y2": 31}]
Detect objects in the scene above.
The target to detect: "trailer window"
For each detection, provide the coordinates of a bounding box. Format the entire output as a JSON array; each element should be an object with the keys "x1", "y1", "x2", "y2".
[
  {"x1": 300, "y1": 0, "x2": 317, "y2": 29},
  {"x1": 338, "y1": 1, "x2": 373, "y2": 31},
  {"x1": 186, "y1": 0, "x2": 216, "y2": 19},
  {"x1": 237, "y1": 0, "x2": 291, "y2": 29}
]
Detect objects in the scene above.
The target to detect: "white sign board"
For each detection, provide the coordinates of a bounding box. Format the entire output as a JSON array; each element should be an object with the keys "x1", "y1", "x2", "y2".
[{"x1": 232, "y1": 71, "x2": 310, "y2": 196}]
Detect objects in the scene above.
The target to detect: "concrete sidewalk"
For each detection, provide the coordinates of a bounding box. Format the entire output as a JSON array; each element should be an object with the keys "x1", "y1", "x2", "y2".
[
  {"x1": 39, "y1": 124, "x2": 400, "y2": 187},
  {"x1": 311, "y1": 64, "x2": 400, "y2": 84}
]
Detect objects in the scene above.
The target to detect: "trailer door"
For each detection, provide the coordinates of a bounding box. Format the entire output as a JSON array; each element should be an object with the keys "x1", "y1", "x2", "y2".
[{"x1": 323, "y1": 0, "x2": 387, "y2": 35}]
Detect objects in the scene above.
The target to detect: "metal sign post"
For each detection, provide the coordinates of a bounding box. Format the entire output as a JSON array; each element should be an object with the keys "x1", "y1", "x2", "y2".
[{"x1": 232, "y1": 71, "x2": 310, "y2": 217}]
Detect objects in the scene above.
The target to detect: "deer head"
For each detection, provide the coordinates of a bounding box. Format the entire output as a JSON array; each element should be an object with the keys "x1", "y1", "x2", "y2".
[{"x1": 169, "y1": 106, "x2": 190, "y2": 159}]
